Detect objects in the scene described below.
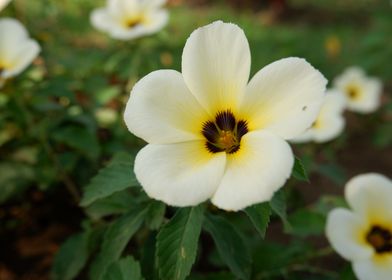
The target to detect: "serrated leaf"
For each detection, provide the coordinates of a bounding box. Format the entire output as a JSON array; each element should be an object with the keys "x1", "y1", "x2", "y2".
[
  {"x1": 270, "y1": 189, "x2": 292, "y2": 231},
  {"x1": 89, "y1": 208, "x2": 147, "y2": 280},
  {"x1": 292, "y1": 157, "x2": 309, "y2": 182},
  {"x1": 156, "y1": 205, "x2": 204, "y2": 280},
  {"x1": 204, "y1": 214, "x2": 251, "y2": 280},
  {"x1": 51, "y1": 231, "x2": 90, "y2": 280},
  {"x1": 80, "y1": 153, "x2": 138, "y2": 206},
  {"x1": 103, "y1": 256, "x2": 143, "y2": 280},
  {"x1": 244, "y1": 202, "x2": 271, "y2": 238}
]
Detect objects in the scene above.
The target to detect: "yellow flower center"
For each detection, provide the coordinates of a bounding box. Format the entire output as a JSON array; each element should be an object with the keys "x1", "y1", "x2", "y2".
[
  {"x1": 201, "y1": 110, "x2": 248, "y2": 154},
  {"x1": 346, "y1": 84, "x2": 361, "y2": 100},
  {"x1": 123, "y1": 16, "x2": 145, "y2": 28},
  {"x1": 366, "y1": 225, "x2": 392, "y2": 254},
  {"x1": 311, "y1": 118, "x2": 321, "y2": 129}
]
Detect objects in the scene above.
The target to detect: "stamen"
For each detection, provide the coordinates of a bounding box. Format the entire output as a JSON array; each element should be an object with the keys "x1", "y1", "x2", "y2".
[
  {"x1": 366, "y1": 225, "x2": 392, "y2": 254},
  {"x1": 202, "y1": 110, "x2": 248, "y2": 154}
]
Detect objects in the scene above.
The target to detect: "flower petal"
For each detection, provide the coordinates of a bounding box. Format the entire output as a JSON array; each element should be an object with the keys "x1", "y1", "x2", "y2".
[
  {"x1": 345, "y1": 173, "x2": 392, "y2": 224},
  {"x1": 90, "y1": 8, "x2": 118, "y2": 33},
  {"x1": 3, "y1": 40, "x2": 40, "y2": 78},
  {"x1": 182, "y1": 21, "x2": 251, "y2": 114},
  {"x1": 124, "y1": 70, "x2": 209, "y2": 144},
  {"x1": 326, "y1": 208, "x2": 373, "y2": 261},
  {"x1": 0, "y1": 0, "x2": 11, "y2": 12},
  {"x1": 353, "y1": 257, "x2": 392, "y2": 280},
  {"x1": 134, "y1": 141, "x2": 226, "y2": 207},
  {"x1": 239, "y1": 57, "x2": 327, "y2": 140},
  {"x1": 141, "y1": 9, "x2": 168, "y2": 33},
  {"x1": 141, "y1": 0, "x2": 166, "y2": 9},
  {"x1": 292, "y1": 90, "x2": 346, "y2": 143},
  {"x1": 211, "y1": 130, "x2": 294, "y2": 211},
  {"x1": 0, "y1": 18, "x2": 29, "y2": 59}
]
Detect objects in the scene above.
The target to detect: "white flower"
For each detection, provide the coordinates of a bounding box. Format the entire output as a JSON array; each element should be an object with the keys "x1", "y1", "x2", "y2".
[
  {"x1": 326, "y1": 173, "x2": 392, "y2": 280},
  {"x1": 124, "y1": 21, "x2": 327, "y2": 211},
  {"x1": 0, "y1": 18, "x2": 41, "y2": 88},
  {"x1": 292, "y1": 89, "x2": 346, "y2": 143},
  {"x1": 90, "y1": 0, "x2": 168, "y2": 40},
  {"x1": 333, "y1": 67, "x2": 382, "y2": 113},
  {"x1": 0, "y1": 0, "x2": 11, "y2": 12}
]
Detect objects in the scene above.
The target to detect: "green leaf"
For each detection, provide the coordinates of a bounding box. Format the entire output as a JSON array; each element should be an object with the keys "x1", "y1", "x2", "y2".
[
  {"x1": 51, "y1": 231, "x2": 90, "y2": 280},
  {"x1": 156, "y1": 205, "x2": 204, "y2": 280},
  {"x1": 270, "y1": 189, "x2": 292, "y2": 231},
  {"x1": 102, "y1": 256, "x2": 143, "y2": 280},
  {"x1": 89, "y1": 208, "x2": 147, "y2": 280},
  {"x1": 288, "y1": 209, "x2": 325, "y2": 237},
  {"x1": 85, "y1": 190, "x2": 134, "y2": 220},
  {"x1": 204, "y1": 214, "x2": 251, "y2": 280},
  {"x1": 145, "y1": 200, "x2": 166, "y2": 230},
  {"x1": 316, "y1": 163, "x2": 346, "y2": 185},
  {"x1": 52, "y1": 125, "x2": 100, "y2": 160},
  {"x1": 292, "y1": 157, "x2": 309, "y2": 182},
  {"x1": 80, "y1": 153, "x2": 138, "y2": 207},
  {"x1": 244, "y1": 202, "x2": 271, "y2": 238},
  {"x1": 0, "y1": 162, "x2": 34, "y2": 204}
]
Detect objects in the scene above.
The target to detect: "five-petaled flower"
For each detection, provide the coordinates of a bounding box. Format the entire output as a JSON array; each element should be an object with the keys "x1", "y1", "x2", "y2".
[
  {"x1": 333, "y1": 67, "x2": 382, "y2": 113},
  {"x1": 90, "y1": 0, "x2": 168, "y2": 40},
  {"x1": 0, "y1": 18, "x2": 41, "y2": 88},
  {"x1": 326, "y1": 173, "x2": 392, "y2": 280},
  {"x1": 292, "y1": 89, "x2": 346, "y2": 143},
  {"x1": 124, "y1": 21, "x2": 327, "y2": 211}
]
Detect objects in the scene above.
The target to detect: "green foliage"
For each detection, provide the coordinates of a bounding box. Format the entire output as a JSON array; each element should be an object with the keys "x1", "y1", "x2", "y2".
[
  {"x1": 289, "y1": 209, "x2": 326, "y2": 237},
  {"x1": 145, "y1": 200, "x2": 166, "y2": 230},
  {"x1": 52, "y1": 125, "x2": 100, "y2": 160},
  {"x1": 292, "y1": 157, "x2": 309, "y2": 182},
  {"x1": 102, "y1": 256, "x2": 144, "y2": 280},
  {"x1": 80, "y1": 152, "x2": 138, "y2": 207},
  {"x1": 204, "y1": 214, "x2": 252, "y2": 280},
  {"x1": 244, "y1": 202, "x2": 271, "y2": 238},
  {"x1": 156, "y1": 206, "x2": 204, "y2": 280},
  {"x1": 270, "y1": 189, "x2": 292, "y2": 231},
  {"x1": 51, "y1": 231, "x2": 90, "y2": 280},
  {"x1": 89, "y1": 207, "x2": 147, "y2": 280},
  {"x1": 0, "y1": 162, "x2": 34, "y2": 203}
]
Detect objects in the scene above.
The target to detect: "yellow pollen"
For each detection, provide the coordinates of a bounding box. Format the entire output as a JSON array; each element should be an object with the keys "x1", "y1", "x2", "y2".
[{"x1": 218, "y1": 131, "x2": 237, "y2": 149}]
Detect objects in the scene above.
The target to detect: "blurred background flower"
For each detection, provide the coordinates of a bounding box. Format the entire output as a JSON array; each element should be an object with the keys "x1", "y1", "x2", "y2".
[
  {"x1": 90, "y1": 0, "x2": 169, "y2": 40},
  {"x1": 0, "y1": 18, "x2": 40, "y2": 88},
  {"x1": 326, "y1": 173, "x2": 392, "y2": 280},
  {"x1": 292, "y1": 90, "x2": 346, "y2": 143},
  {"x1": 333, "y1": 66, "x2": 382, "y2": 113}
]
